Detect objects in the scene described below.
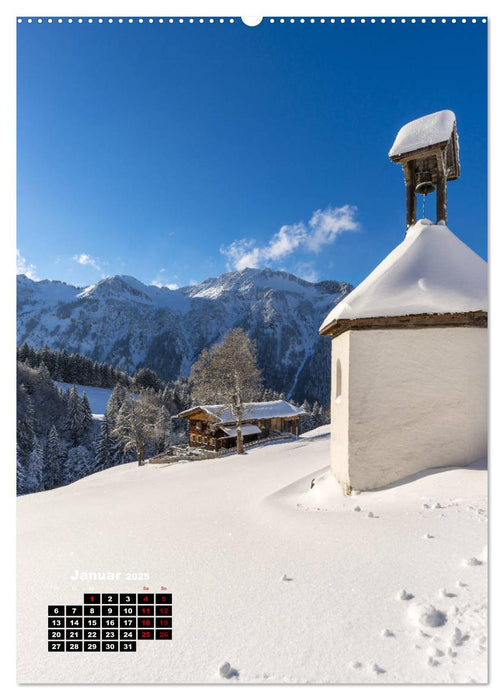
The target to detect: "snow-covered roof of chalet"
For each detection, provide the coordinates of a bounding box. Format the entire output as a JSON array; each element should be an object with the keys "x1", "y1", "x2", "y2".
[
  {"x1": 319, "y1": 219, "x2": 487, "y2": 332},
  {"x1": 178, "y1": 400, "x2": 305, "y2": 424},
  {"x1": 389, "y1": 110, "x2": 456, "y2": 158},
  {"x1": 221, "y1": 425, "x2": 262, "y2": 437}
]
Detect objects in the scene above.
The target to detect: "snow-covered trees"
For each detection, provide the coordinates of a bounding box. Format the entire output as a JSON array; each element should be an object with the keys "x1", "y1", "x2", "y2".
[
  {"x1": 81, "y1": 392, "x2": 93, "y2": 440},
  {"x1": 16, "y1": 341, "x2": 328, "y2": 492},
  {"x1": 44, "y1": 425, "x2": 62, "y2": 489},
  {"x1": 93, "y1": 414, "x2": 115, "y2": 471},
  {"x1": 16, "y1": 344, "x2": 132, "y2": 390},
  {"x1": 17, "y1": 436, "x2": 44, "y2": 494},
  {"x1": 133, "y1": 367, "x2": 163, "y2": 392},
  {"x1": 66, "y1": 386, "x2": 85, "y2": 447},
  {"x1": 111, "y1": 392, "x2": 160, "y2": 466},
  {"x1": 62, "y1": 446, "x2": 92, "y2": 484},
  {"x1": 189, "y1": 329, "x2": 263, "y2": 454},
  {"x1": 65, "y1": 386, "x2": 94, "y2": 447}
]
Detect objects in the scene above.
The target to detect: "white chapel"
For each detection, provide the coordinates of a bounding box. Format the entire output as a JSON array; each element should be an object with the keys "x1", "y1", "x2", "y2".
[{"x1": 319, "y1": 111, "x2": 488, "y2": 492}]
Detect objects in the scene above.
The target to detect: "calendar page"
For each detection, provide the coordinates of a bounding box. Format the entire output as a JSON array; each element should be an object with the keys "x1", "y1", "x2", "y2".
[{"x1": 16, "y1": 8, "x2": 488, "y2": 686}]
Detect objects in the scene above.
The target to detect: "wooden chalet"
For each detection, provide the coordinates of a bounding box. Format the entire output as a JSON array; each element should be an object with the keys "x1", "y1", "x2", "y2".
[{"x1": 178, "y1": 400, "x2": 305, "y2": 451}]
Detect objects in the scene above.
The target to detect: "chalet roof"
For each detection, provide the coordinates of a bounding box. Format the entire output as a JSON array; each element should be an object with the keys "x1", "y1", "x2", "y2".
[
  {"x1": 319, "y1": 219, "x2": 487, "y2": 334},
  {"x1": 220, "y1": 425, "x2": 262, "y2": 437},
  {"x1": 389, "y1": 110, "x2": 456, "y2": 158},
  {"x1": 178, "y1": 400, "x2": 305, "y2": 423}
]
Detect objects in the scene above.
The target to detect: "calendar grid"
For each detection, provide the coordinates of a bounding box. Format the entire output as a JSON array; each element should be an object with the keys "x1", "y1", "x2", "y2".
[{"x1": 48, "y1": 593, "x2": 172, "y2": 652}]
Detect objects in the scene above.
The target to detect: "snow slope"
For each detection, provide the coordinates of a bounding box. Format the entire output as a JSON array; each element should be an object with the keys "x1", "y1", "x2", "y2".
[
  {"x1": 55, "y1": 382, "x2": 113, "y2": 418},
  {"x1": 17, "y1": 427, "x2": 487, "y2": 684}
]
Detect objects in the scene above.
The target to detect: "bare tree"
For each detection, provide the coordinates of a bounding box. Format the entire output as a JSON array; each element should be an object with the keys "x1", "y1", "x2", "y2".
[
  {"x1": 189, "y1": 329, "x2": 263, "y2": 454},
  {"x1": 111, "y1": 392, "x2": 159, "y2": 465}
]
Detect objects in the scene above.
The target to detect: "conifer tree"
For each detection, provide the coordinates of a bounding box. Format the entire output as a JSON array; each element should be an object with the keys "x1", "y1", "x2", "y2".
[
  {"x1": 67, "y1": 385, "x2": 84, "y2": 446},
  {"x1": 94, "y1": 414, "x2": 114, "y2": 471},
  {"x1": 81, "y1": 392, "x2": 93, "y2": 439},
  {"x1": 17, "y1": 391, "x2": 35, "y2": 466},
  {"x1": 62, "y1": 446, "x2": 92, "y2": 483},
  {"x1": 106, "y1": 384, "x2": 128, "y2": 423},
  {"x1": 25, "y1": 436, "x2": 44, "y2": 493},
  {"x1": 44, "y1": 425, "x2": 62, "y2": 489}
]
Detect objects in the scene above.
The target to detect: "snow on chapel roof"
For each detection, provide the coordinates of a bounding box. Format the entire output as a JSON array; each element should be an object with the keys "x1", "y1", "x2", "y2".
[
  {"x1": 319, "y1": 219, "x2": 487, "y2": 333},
  {"x1": 389, "y1": 110, "x2": 456, "y2": 158}
]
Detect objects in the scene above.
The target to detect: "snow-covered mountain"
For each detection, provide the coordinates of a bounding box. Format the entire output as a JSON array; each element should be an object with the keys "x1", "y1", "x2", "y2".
[{"x1": 17, "y1": 269, "x2": 353, "y2": 404}]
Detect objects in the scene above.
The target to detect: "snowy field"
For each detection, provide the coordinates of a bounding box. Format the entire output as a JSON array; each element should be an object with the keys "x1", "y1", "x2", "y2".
[
  {"x1": 55, "y1": 382, "x2": 113, "y2": 418},
  {"x1": 17, "y1": 426, "x2": 487, "y2": 684}
]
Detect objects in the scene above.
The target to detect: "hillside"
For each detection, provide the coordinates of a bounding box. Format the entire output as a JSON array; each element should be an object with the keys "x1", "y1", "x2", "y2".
[
  {"x1": 17, "y1": 269, "x2": 353, "y2": 405},
  {"x1": 17, "y1": 428, "x2": 487, "y2": 683},
  {"x1": 55, "y1": 382, "x2": 113, "y2": 418}
]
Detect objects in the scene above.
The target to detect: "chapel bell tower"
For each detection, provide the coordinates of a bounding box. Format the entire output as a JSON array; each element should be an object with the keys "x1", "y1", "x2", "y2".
[{"x1": 388, "y1": 110, "x2": 460, "y2": 230}]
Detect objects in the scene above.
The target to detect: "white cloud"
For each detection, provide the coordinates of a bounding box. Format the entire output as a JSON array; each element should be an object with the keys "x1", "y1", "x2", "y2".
[
  {"x1": 295, "y1": 262, "x2": 319, "y2": 283},
  {"x1": 151, "y1": 275, "x2": 179, "y2": 290},
  {"x1": 73, "y1": 253, "x2": 101, "y2": 270},
  {"x1": 220, "y1": 205, "x2": 358, "y2": 271},
  {"x1": 16, "y1": 249, "x2": 38, "y2": 280}
]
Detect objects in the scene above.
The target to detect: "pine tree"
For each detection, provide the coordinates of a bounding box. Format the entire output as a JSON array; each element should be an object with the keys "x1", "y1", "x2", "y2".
[
  {"x1": 62, "y1": 446, "x2": 92, "y2": 484},
  {"x1": 106, "y1": 384, "x2": 128, "y2": 423},
  {"x1": 94, "y1": 414, "x2": 114, "y2": 471},
  {"x1": 16, "y1": 446, "x2": 27, "y2": 495},
  {"x1": 25, "y1": 436, "x2": 44, "y2": 493},
  {"x1": 17, "y1": 391, "x2": 35, "y2": 467},
  {"x1": 17, "y1": 342, "x2": 30, "y2": 364},
  {"x1": 67, "y1": 385, "x2": 84, "y2": 446},
  {"x1": 299, "y1": 400, "x2": 314, "y2": 434},
  {"x1": 81, "y1": 392, "x2": 93, "y2": 439},
  {"x1": 44, "y1": 425, "x2": 62, "y2": 489},
  {"x1": 153, "y1": 405, "x2": 172, "y2": 454}
]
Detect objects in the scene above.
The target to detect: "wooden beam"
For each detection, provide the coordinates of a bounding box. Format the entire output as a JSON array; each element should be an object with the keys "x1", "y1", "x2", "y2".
[
  {"x1": 319, "y1": 310, "x2": 487, "y2": 338},
  {"x1": 406, "y1": 161, "x2": 417, "y2": 231}
]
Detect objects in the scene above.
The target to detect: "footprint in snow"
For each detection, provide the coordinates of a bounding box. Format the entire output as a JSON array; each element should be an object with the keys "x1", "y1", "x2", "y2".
[
  {"x1": 367, "y1": 511, "x2": 377, "y2": 518},
  {"x1": 369, "y1": 662, "x2": 386, "y2": 675},
  {"x1": 397, "y1": 589, "x2": 414, "y2": 601},
  {"x1": 218, "y1": 662, "x2": 239, "y2": 679},
  {"x1": 409, "y1": 603, "x2": 447, "y2": 628},
  {"x1": 353, "y1": 506, "x2": 361, "y2": 512},
  {"x1": 456, "y1": 580, "x2": 468, "y2": 588},
  {"x1": 423, "y1": 533, "x2": 435, "y2": 539},
  {"x1": 281, "y1": 574, "x2": 293, "y2": 582},
  {"x1": 381, "y1": 629, "x2": 395, "y2": 638},
  {"x1": 452, "y1": 627, "x2": 470, "y2": 647},
  {"x1": 350, "y1": 661, "x2": 362, "y2": 669},
  {"x1": 462, "y1": 557, "x2": 483, "y2": 567},
  {"x1": 438, "y1": 588, "x2": 457, "y2": 598}
]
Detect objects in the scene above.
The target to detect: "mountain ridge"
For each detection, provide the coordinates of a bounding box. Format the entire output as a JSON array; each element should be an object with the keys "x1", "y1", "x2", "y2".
[{"x1": 17, "y1": 268, "x2": 353, "y2": 405}]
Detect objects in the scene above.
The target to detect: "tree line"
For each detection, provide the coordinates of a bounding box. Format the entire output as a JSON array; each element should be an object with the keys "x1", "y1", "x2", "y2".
[
  {"x1": 17, "y1": 343, "x2": 166, "y2": 393},
  {"x1": 16, "y1": 362, "x2": 191, "y2": 495},
  {"x1": 16, "y1": 332, "x2": 329, "y2": 495}
]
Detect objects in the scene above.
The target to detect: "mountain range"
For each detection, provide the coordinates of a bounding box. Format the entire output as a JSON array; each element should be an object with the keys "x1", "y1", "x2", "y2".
[{"x1": 17, "y1": 268, "x2": 353, "y2": 405}]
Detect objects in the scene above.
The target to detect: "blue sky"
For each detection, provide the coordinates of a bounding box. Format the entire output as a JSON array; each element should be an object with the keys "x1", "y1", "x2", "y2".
[{"x1": 17, "y1": 17, "x2": 487, "y2": 290}]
